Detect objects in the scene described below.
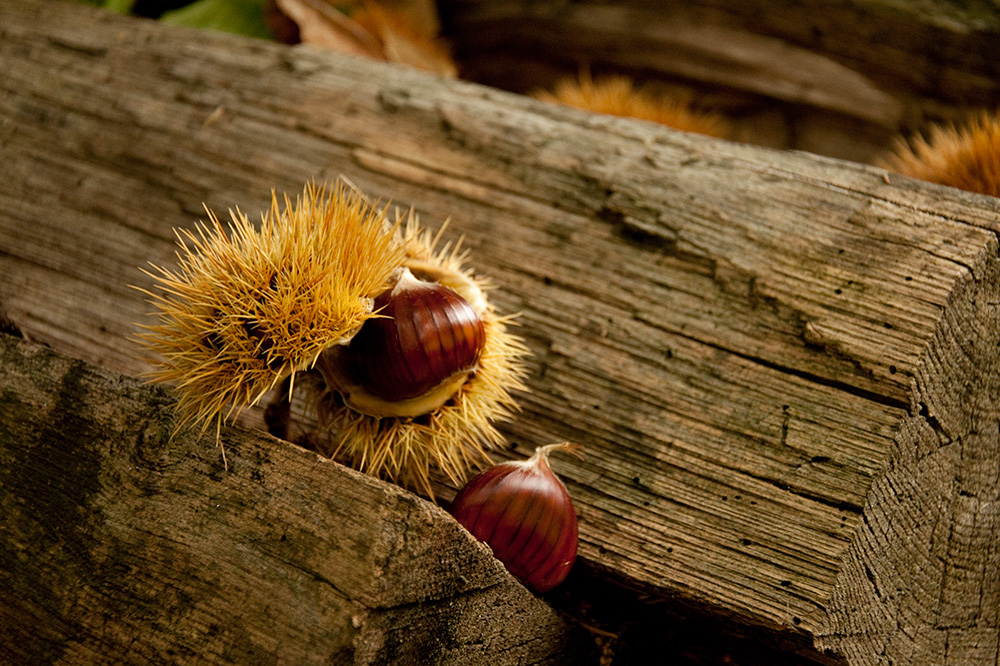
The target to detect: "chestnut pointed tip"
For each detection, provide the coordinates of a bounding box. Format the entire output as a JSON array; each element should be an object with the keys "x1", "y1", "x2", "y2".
[{"x1": 531, "y1": 441, "x2": 585, "y2": 463}]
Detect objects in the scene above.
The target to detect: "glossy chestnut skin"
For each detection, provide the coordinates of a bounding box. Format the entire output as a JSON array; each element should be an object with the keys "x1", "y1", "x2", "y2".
[
  {"x1": 450, "y1": 443, "x2": 580, "y2": 593},
  {"x1": 346, "y1": 268, "x2": 485, "y2": 403}
]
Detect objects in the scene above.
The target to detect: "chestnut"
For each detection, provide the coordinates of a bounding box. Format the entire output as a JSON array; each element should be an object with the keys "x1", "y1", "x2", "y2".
[
  {"x1": 324, "y1": 267, "x2": 486, "y2": 418},
  {"x1": 450, "y1": 442, "x2": 581, "y2": 593}
]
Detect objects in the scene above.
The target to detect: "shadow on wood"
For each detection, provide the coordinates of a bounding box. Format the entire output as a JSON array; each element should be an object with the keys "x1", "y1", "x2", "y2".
[
  {"x1": 1, "y1": 1, "x2": 1000, "y2": 664},
  {"x1": 0, "y1": 334, "x2": 581, "y2": 665}
]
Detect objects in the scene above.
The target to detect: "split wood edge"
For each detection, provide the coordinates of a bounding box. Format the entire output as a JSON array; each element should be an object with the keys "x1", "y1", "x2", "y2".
[{"x1": 0, "y1": 333, "x2": 582, "y2": 666}]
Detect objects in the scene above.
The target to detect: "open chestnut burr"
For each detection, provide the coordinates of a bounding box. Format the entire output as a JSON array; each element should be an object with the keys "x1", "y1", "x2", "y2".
[{"x1": 137, "y1": 180, "x2": 528, "y2": 497}]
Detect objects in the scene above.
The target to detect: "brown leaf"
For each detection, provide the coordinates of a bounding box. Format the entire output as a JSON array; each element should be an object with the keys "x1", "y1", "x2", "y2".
[
  {"x1": 273, "y1": 0, "x2": 385, "y2": 60},
  {"x1": 367, "y1": 0, "x2": 441, "y2": 40},
  {"x1": 356, "y1": 1, "x2": 457, "y2": 77}
]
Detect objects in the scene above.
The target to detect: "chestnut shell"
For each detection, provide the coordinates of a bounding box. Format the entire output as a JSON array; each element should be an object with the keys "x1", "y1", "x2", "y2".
[
  {"x1": 450, "y1": 447, "x2": 579, "y2": 593},
  {"x1": 346, "y1": 275, "x2": 485, "y2": 403}
]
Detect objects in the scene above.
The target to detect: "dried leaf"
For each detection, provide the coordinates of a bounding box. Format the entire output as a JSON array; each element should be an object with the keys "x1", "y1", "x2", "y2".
[
  {"x1": 270, "y1": 0, "x2": 456, "y2": 76},
  {"x1": 355, "y1": 1, "x2": 457, "y2": 77},
  {"x1": 274, "y1": 0, "x2": 385, "y2": 59},
  {"x1": 368, "y1": 0, "x2": 441, "y2": 40}
]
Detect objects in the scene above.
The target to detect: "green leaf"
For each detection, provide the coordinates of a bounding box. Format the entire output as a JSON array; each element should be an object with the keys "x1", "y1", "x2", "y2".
[
  {"x1": 102, "y1": 0, "x2": 136, "y2": 13},
  {"x1": 160, "y1": 0, "x2": 272, "y2": 40},
  {"x1": 71, "y1": 0, "x2": 135, "y2": 11}
]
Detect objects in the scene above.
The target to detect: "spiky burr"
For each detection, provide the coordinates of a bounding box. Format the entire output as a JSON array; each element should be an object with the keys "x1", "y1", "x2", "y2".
[
  {"x1": 313, "y1": 210, "x2": 528, "y2": 496},
  {"x1": 136, "y1": 180, "x2": 528, "y2": 498},
  {"x1": 136, "y1": 181, "x2": 404, "y2": 439},
  {"x1": 879, "y1": 112, "x2": 1000, "y2": 197},
  {"x1": 533, "y1": 72, "x2": 731, "y2": 139}
]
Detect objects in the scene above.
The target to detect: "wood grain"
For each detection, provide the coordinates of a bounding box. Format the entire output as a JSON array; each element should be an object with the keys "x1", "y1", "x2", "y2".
[
  {"x1": 437, "y1": 0, "x2": 1000, "y2": 161},
  {"x1": 0, "y1": 333, "x2": 580, "y2": 665},
  {"x1": 2, "y1": 1, "x2": 999, "y2": 663}
]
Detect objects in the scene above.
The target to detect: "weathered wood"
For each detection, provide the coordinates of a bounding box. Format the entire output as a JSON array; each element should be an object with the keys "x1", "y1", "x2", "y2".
[
  {"x1": 2, "y1": 1, "x2": 1000, "y2": 664},
  {"x1": 438, "y1": 0, "x2": 1000, "y2": 161},
  {"x1": 0, "y1": 333, "x2": 580, "y2": 665}
]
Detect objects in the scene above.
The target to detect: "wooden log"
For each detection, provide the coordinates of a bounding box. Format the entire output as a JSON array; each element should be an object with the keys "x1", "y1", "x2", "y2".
[
  {"x1": 1, "y1": 1, "x2": 999, "y2": 663},
  {"x1": 0, "y1": 332, "x2": 581, "y2": 665},
  {"x1": 437, "y1": 0, "x2": 1000, "y2": 161}
]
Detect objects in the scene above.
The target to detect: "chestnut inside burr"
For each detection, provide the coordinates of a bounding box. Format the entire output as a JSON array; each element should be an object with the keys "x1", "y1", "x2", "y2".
[
  {"x1": 349, "y1": 271, "x2": 485, "y2": 401},
  {"x1": 317, "y1": 267, "x2": 487, "y2": 418}
]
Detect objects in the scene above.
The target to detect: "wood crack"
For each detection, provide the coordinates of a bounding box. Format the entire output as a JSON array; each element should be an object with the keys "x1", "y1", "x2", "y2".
[
  {"x1": 640, "y1": 312, "x2": 909, "y2": 413},
  {"x1": 5, "y1": 2, "x2": 1000, "y2": 662}
]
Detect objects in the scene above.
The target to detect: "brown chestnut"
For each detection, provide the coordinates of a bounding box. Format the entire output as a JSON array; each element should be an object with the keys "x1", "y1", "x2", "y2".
[
  {"x1": 450, "y1": 442, "x2": 581, "y2": 593},
  {"x1": 323, "y1": 267, "x2": 486, "y2": 417}
]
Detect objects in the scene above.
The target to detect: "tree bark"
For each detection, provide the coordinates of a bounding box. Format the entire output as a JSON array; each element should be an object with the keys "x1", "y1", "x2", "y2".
[{"x1": 1, "y1": 1, "x2": 999, "y2": 664}]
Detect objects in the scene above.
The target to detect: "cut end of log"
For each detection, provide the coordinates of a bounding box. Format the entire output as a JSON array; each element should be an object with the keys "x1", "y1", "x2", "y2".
[{"x1": 816, "y1": 242, "x2": 1000, "y2": 664}]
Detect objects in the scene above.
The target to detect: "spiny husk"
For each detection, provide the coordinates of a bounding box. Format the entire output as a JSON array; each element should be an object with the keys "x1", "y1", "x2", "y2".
[
  {"x1": 534, "y1": 72, "x2": 731, "y2": 139},
  {"x1": 314, "y1": 209, "x2": 529, "y2": 498},
  {"x1": 136, "y1": 181, "x2": 404, "y2": 437},
  {"x1": 137, "y1": 181, "x2": 529, "y2": 499},
  {"x1": 879, "y1": 111, "x2": 1000, "y2": 197}
]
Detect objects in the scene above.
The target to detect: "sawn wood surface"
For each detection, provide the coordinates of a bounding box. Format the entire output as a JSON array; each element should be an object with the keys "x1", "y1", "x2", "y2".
[{"x1": 2, "y1": 1, "x2": 999, "y2": 664}]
